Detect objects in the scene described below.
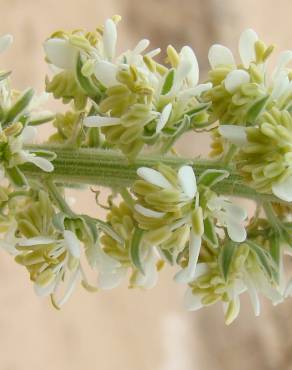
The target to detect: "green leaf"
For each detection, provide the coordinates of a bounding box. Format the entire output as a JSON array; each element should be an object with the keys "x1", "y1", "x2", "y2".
[
  {"x1": 203, "y1": 217, "x2": 218, "y2": 247},
  {"x1": 52, "y1": 212, "x2": 66, "y2": 232},
  {"x1": 161, "y1": 69, "x2": 175, "y2": 95},
  {"x1": 219, "y1": 240, "x2": 236, "y2": 281},
  {"x1": 246, "y1": 240, "x2": 278, "y2": 281},
  {"x1": 246, "y1": 95, "x2": 269, "y2": 124},
  {"x1": 130, "y1": 227, "x2": 145, "y2": 274},
  {"x1": 159, "y1": 247, "x2": 174, "y2": 265},
  {"x1": 6, "y1": 166, "x2": 27, "y2": 188},
  {"x1": 75, "y1": 53, "x2": 100, "y2": 97},
  {"x1": 4, "y1": 88, "x2": 34, "y2": 125},
  {"x1": 198, "y1": 169, "x2": 229, "y2": 187}
]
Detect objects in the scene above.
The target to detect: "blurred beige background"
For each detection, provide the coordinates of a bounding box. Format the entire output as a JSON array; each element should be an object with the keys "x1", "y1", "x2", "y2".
[{"x1": 1, "y1": 1, "x2": 292, "y2": 369}]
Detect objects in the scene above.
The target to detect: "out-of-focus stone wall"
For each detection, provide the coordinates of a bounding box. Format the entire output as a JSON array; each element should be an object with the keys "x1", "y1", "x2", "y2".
[{"x1": 1, "y1": 1, "x2": 292, "y2": 369}]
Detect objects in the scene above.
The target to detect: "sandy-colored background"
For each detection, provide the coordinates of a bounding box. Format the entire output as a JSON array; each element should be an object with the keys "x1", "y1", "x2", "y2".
[{"x1": 1, "y1": 1, "x2": 292, "y2": 369}]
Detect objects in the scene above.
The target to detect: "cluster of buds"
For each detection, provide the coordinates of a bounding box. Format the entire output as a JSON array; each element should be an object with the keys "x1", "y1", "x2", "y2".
[{"x1": 1, "y1": 17, "x2": 292, "y2": 324}]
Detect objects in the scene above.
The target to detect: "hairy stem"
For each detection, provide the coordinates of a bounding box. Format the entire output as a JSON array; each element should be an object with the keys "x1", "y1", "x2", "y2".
[{"x1": 22, "y1": 145, "x2": 285, "y2": 203}]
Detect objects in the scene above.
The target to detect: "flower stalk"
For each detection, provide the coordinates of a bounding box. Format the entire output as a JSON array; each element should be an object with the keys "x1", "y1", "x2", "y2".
[{"x1": 22, "y1": 145, "x2": 284, "y2": 203}]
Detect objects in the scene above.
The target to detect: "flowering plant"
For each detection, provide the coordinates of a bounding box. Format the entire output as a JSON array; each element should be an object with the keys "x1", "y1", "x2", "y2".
[{"x1": 1, "y1": 16, "x2": 292, "y2": 324}]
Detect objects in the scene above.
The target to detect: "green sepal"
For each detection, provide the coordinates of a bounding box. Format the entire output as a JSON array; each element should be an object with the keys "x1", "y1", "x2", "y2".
[
  {"x1": 219, "y1": 240, "x2": 236, "y2": 281},
  {"x1": 6, "y1": 166, "x2": 28, "y2": 188},
  {"x1": 29, "y1": 150, "x2": 57, "y2": 161},
  {"x1": 161, "y1": 68, "x2": 175, "y2": 95},
  {"x1": 28, "y1": 113, "x2": 55, "y2": 126},
  {"x1": 81, "y1": 214, "x2": 99, "y2": 244},
  {"x1": 0, "y1": 71, "x2": 11, "y2": 82},
  {"x1": 159, "y1": 247, "x2": 174, "y2": 265},
  {"x1": 130, "y1": 227, "x2": 145, "y2": 274},
  {"x1": 203, "y1": 217, "x2": 218, "y2": 248},
  {"x1": 4, "y1": 88, "x2": 34, "y2": 126},
  {"x1": 76, "y1": 53, "x2": 100, "y2": 98},
  {"x1": 52, "y1": 212, "x2": 66, "y2": 232},
  {"x1": 198, "y1": 169, "x2": 229, "y2": 188},
  {"x1": 246, "y1": 95, "x2": 269, "y2": 124},
  {"x1": 246, "y1": 240, "x2": 278, "y2": 281},
  {"x1": 185, "y1": 103, "x2": 210, "y2": 121}
]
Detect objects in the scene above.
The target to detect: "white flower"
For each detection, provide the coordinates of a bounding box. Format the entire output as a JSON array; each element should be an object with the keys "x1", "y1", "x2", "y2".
[
  {"x1": 95, "y1": 244, "x2": 127, "y2": 289},
  {"x1": 43, "y1": 38, "x2": 78, "y2": 70},
  {"x1": 208, "y1": 29, "x2": 258, "y2": 92},
  {"x1": 131, "y1": 247, "x2": 159, "y2": 289},
  {"x1": 185, "y1": 256, "x2": 282, "y2": 323},
  {"x1": 174, "y1": 231, "x2": 202, "y2": 284},
  {"x1": 207, "y1": 196, "x2": 247, "y2": 242},
  {"x1": 95, "y1": 242, "x2": 159, "y2": 290},
  {"x1": 272, "y1": 176, "x2": 292, "y2": 202},
  {"x1": 136, "y1": 165, "x2": 202, "y2": 284},
  {"x1": 17, "y1": 230, "x2": 82, "y2": 307},
  {"x1": 18, "y1": 126, "x2": 54, "y2": 172},
  {"x1": 0, "y1": 220, "x2": 20, "y2": 255},
  {"x1": 208, "y1": 29, "x2": 258, "y2": 70},
  {"x1": 218, "y1": 125, "x2": 248, "y2": 146}
]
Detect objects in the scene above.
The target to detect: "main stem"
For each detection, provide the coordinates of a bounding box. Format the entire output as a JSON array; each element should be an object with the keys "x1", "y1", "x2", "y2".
[{"x1": 22, "y1": 144, "x2": 283, "y2": 203}]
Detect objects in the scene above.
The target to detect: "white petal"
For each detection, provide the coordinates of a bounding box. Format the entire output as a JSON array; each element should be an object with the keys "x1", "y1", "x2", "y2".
[
  {"x1": 133, "y1": 39, "x2": 150, "y2": 54},
  {"x1": 273, "y1": 50, "x2": 292, "y2": 80},
  {"x1": 285, "y1": 278, "x2": 292, "y2": 297},
  {"x1": 145, "y1": 48, "x2": 161, "y2": 58},
  {"x1": 226, "y1": 217, "x2": 247, "y2": 242},
  {"x1": 137, "y1": 167, "x2": 172, "y2": 188},
  {"x1": 133, "y1": 249, "x2": 158, "y2": 289},
  {"x1": 178, "y1": 83, "x2": 212, "y2": 101},
  {"x1": 225, "y1": 69, "x2": 250, "y2": 93},
  {"x1": 156, "y1": 103, "x2": 172, "y2": 133},
  {"x1": 83, "y1": 116, "x2": 120, "y2": 127},
  {"x1": 225, "y1": 295, "x2": 241, "y2": 325},
  {"x1": 168, "y1": 51, "x2": 193, "y2": 95},
  {"x1": 180, "y1": 46, "x2": 199, "y2": 86},
  {"x1": 271, "y1": 71, "x2": 290, "y2": 100},
  {"x1": 63, "y1": 230, "x2": 81, "y2": 258},
  {"x1": 219, "y1": 125, "x2": 248, "y2": 146},
  {"x1": 134, "y1": 204, "x2": 165, "y2": 219},
  {"x1": 43, "y1": 38, "x2": 77, "y2": 69},
  {"x1": 272, "y1": 175, "x2": 292, "y2": 202},
  {"x1": 21, "y1": 126, "x2": 37, "y2": 144},
  {"x1": 193, "y1": 263, "x2": 209, "y2": 279},
  {"x1": 184, "y1": 288, "x2": 203, "y2": 311},
  {"x1": 103, "y1": 19, "x2": 117, "y2": 60},
  {"x1": 0, "y1": 34, "x2": 13, "y2": 54},
  {"x1": 245, "y1": 275, "x2": 260, "y2": 316},
  {"x1": 25, "y1": 153, "x2": 54, "y2": 172},
  {"x1": 208, "y1": 44, "x2": 235, "y2": 69},
  {"x1": 224, "y1": 202, "x2": 247, "y2": 221},
  {"x1": 98, "y1": 267, "x2": 127, "y2": 289},
  {"x1": 94, "y1": 61, "x2": 118, "y2": 87},
  {"x1": 96, "y1": 246, "x2": 121, "y2": 271},
  {"x1": 239, "y1": 29, "x2": 258, "y2": 68},
  {"x1": 178, "y1": 165, "x2": 197, "y2": 199},
  {"x1": 174, "y1": 232, "x2": 201, "y2": 283},
  {"x1": 18, "y1": 236, "x2": 55, "y2": 246},
  {"x1": 55, "y1": 268, "x2": 81, "y2": 306},
  {"x1": 34, "y1": 280, "x2": 56, "y2": 297}
]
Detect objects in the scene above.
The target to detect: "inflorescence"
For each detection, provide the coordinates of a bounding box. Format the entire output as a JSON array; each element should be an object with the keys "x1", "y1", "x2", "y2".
[{"x1": 1, "y1": 17, "x2": 292, "y2": 324}]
